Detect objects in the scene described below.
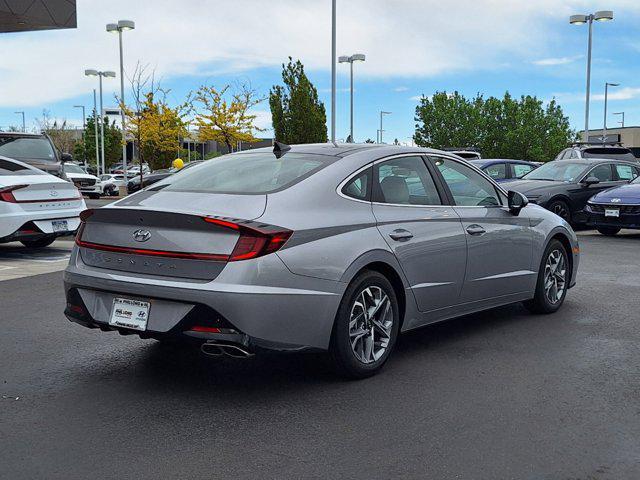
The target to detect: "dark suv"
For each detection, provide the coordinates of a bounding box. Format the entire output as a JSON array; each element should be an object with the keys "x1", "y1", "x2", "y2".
[
  {"x1": 0, "y1": 132, "x2": 68, "y2": 178},
  {"x1": 555, "y1": 143, "x2": 637, "y2": 162}
]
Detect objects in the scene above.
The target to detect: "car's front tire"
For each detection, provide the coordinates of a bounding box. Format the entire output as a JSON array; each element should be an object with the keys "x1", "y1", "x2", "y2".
[
  {"x1": 547, "y1": 199, "x2": 571, "y2": 223},
  {"x1": 20, "y1": 236, "x2": 56, "y2": 248},
  {"x1": 597, "y1": 226, "x2": 621, "y2": 236},
  {"x1": 329, "y1": 270, "x2": 400, "y2": 379},
  {"x1": 524, "y1": 239, "x2": 569, "y2": 314}
]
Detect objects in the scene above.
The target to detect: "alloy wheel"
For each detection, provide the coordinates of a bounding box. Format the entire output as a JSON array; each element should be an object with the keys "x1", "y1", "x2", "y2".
[
  {"x1": 551, "y1": 203, "x2": 569, "y2": 220},
  {"x1": 544, "y1": 249, "x2": 566, "y2": 305},
  {"x1": 348, "y1": 286, "x2": 394, "y2": 364}
]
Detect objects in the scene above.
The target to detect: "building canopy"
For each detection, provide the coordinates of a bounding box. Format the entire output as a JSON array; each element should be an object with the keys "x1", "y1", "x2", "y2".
[{"x1": 0, "y1": 0, "x2": 76, "y2": 33}]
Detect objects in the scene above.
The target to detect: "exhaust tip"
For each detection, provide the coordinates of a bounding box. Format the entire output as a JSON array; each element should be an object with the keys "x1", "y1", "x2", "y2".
[{"x1": 201, "y1": 342, "x2": 254, "y2": 359}]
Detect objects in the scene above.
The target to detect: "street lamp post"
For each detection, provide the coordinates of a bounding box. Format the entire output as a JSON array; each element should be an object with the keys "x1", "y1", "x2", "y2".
[
  {"x1": 603, "y1": 82, "x2": 619, "y2": 144},
  {"x1": 92, "y1": 90, "x2": 99, "y2": 174},
  {"x1": 14, "y1": 111, "x2": 25, "y2": 132},
  {"x1": 379, "y1": 111, "x2": 391, "y2": 144},
  {"x1": 570, "y1": 10, "x2": 614, "y2": 142},
  {"x1": 338, "y1": 53, "x2": 366, "y2": 142},
  {"x1": 330, "y1": 0, "x2": 336, "y2": 143},
  {"x1": 73, "y1": 105, "x2": 86, "y2": 164},
  {"x1": 613, "y1": 111, "x2": 625, "y2": 128},
  {"x1": 85, "y1": 69, "x2": 116, "y2": 176},
  {"x1": 107, "y1": 20, "x2": 135, "y2": 189}
]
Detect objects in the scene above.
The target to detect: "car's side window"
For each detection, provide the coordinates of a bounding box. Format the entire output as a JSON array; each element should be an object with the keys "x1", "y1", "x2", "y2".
[
  {"x1": 589, "y1": 164, "x2": 614, "y2": 182},
  {"x1": 342, "y1": 167, "x2": 371, "y2": 201},
  {"x1": 433, "y1": 157, "x2": 502, "y2": 207},
  {"x1": 615, "y1": 164, "x2": 637, "y2": 181},
  {"x1": 513, "y1": 163, "x2": 534, "y2": 178},
  {"x1": 483, "y1": 163, "x2": 506, "y2": 180},
  {"x1": 373, "y1": 156, "x2": 441, "y2": 206}
]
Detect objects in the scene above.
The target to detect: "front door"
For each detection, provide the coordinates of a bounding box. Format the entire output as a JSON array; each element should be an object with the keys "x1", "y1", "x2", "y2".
[
  {"x1": 371, "y1": 155, "x2": 467, "y2": 313},
  {"x1": 430, "y1": 155, "x2": 535, "y2": 304}
]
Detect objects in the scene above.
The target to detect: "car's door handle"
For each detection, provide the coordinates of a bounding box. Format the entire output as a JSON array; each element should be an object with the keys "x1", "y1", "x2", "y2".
[
  {"x1": 466, "y1": 224, "x2": 486, "y2": 236},
  {"x1": 389, "y1": 229, "x2": 413, "y2": 241}
]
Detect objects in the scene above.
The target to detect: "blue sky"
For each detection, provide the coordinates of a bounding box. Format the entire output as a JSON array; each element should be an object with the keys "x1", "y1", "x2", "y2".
[{"x1": 2, "y1": 1, "x2": 640, "y2": 146}]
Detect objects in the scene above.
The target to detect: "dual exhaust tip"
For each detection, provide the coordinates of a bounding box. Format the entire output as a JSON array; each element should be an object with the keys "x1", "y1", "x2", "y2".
[{"x1": 201, "y1": 341, "x2": 254, "y2": 359}]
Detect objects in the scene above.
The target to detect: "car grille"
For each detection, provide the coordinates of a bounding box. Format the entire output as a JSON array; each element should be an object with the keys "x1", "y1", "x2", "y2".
[
  {"x1": 73, "y1": 178, "x2": 96, "y2": 187},
  {"x1": 589, "y1": 203, "x2": 640, "y2": 214}
]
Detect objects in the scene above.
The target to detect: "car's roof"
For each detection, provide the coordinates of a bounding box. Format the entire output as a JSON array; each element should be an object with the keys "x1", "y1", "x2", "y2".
[
  {"x1": 572, "y1": 144, "x2": 632, "y2": 152},
  {"x1": 233, "y1": 142, "x2": 455, "y2": 158},
  {"x1": 553, "y1": 157, "x2": 638, "y2": 165},
  {"x1": 0, "y1": 132, "x2": 46, "y2": 138},
  {"x1": 470, "y1": 158, "x2": 535, "y2": 165}
]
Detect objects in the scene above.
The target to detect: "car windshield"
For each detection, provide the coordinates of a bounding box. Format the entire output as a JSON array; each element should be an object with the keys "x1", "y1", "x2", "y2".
[
  {"x1": 158, "y1": 152, "x2": 336, "y2": 194},
  {"x1": 0, "y1": 158, "x2": 44, "y2": 175},
  {"x1": 523, "y1": 162, "x2": 588, "y2": 182},
  {"x1": 64, "y1": 164, "x2": 86, "y2": 174},
  {"x1": 582, "y1": 148, "x2": 636, "y2": 161},
  {"x1": 0, "y1": 136, "x2": 56, "y2": 162}
]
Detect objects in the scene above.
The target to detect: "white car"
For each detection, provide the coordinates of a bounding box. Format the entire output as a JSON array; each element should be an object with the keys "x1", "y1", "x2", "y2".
[
  {"x1": 63, "y1": 163, "x2": 102, "y2": 199},
  {"x1": 0, "y1": 156, "x2": 86, "y2": 248},
  {"x1": 99, "y1": 174, "x2": 125, "y2": 196}
]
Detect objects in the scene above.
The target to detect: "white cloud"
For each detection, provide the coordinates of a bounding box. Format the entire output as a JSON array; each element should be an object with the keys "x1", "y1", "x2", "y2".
[
  {"x1": 551, "y1": 87, "x2": 640, "y2": 103},
  {"x1": 394, "y1": 86, "x2": 409, "y2": 92},
  {"x1": 532, "y1": 55, "x2": 583, "y2": 66},
  {"x1": 1, "y1": 0, "x2": 640, "y2": 108}
]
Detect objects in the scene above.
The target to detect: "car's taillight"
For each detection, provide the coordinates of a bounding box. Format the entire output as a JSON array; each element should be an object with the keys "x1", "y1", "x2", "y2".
[
  {"x1": 0, "y1": 185, "x2": 27, "y2": 203},
  {"x1": 203, "y1": 217, "x2": 293, "y2": 261}
]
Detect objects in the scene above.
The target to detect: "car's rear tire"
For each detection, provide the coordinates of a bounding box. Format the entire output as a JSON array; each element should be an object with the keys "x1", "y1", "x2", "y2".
[
  {"x1": 329, "y1": 270, "x2": 400, "y2": 379},
  {"x1": 547, "y1": 199, "x2": 571, "y2": 223},
  {"x1": 597, "y1": 226, "x2": 621, "y2": 236},
  {"x1": 88, "y1": 193, "x2": 100, "y2": 199},
  {"x1": 20, "y1": 236, "x2": 56, "y2": 248},
  {"x1": 524, "y1": 239, "x2": 569, "y2": 314}
]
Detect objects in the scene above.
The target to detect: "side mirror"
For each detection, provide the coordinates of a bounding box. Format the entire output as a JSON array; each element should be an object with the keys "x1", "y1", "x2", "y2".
[
  {"x1": 508, "y1": 190, "x2": 528, "y2": 215},
  {"x1": 582, "y1": 176, "x2": 600, "y2": 186},
  {"x1": 60, "y1": 152, "x2": 73, "y2": 162}
]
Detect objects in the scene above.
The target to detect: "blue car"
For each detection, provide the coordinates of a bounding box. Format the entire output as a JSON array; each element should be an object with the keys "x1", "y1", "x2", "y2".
[
  {"x1": 586, "y1": 173, "x2": 640, "y2": 235},
  {"x1": 469, "y1": 159, "x2": 538, "y2": 183}
]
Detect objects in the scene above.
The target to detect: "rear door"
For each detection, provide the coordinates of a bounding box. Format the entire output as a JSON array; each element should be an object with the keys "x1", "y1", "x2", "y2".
[
  {"x1": 429, "y1": 155, "x2": 534, "y2": 303},
  {"x1": 371, "y1": 155, "x2": 467, "y2": 312},
  {"x1": 571, "y1": 163, "x2": 621, "y2": 211},
  {"x1": 511, "y1": 162, "x2": 536, "y2": 179}
]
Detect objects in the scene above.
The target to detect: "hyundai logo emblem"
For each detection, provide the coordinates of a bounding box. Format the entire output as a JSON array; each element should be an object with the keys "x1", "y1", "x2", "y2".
[
  {"x1": 611, "y1": 198, "x2": 622, "y2": 203},
  {"x1": 132, "y1": 229, "x2": 151, "y2": 242},
  {"x1": 49, "y1": 190, "x2": 58, "y2": 197}
]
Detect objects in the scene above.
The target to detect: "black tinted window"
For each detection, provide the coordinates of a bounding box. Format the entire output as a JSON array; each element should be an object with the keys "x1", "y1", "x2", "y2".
[
  {"x1": 0, "y1": 159, "x2": 42, "y2": 175},
  {"x1": 374, "y1": 156, "x2": 441, "y2": 205},
  {"x1": 0, "y1": 136, "x2": 55, "y2": 161},
  {"x1": 589, "y1": 164, "x2": 614, "y2": 182},
  {"x1": 342, "y1": 168, "x2": 371, "y2": 201},
  {"x1": 582, "y1": 148, "x2": 636, "y2": 161}
]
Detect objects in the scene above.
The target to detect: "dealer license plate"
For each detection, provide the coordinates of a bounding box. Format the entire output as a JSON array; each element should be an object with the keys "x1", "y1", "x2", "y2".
[
  {"x1": 109, "y1": 297, "x2": 150, "y2": 331},
  {"x1": 605, "y1": 209, "x2": 620, "y2": 218},
  {"x1": 51, "y1": 220, "x2": 69, "y2": 232}
]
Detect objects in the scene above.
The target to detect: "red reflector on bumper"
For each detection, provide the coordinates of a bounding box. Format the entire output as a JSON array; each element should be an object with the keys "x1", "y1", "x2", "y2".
[{"x1": 190, "y1": 326, "x2": 221, "y2": 333}]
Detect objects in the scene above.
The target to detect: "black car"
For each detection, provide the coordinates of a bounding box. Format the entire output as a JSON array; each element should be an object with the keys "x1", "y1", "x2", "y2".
[
  {"x1": 127, "y1": 170, "x2": 173, "y2": 193},
  {"x1": 506, "y1": 158, "x2": 640, "y2": 224},
  {"x1": 0, "y1": 132, "x2": 68, "y2": 178}
]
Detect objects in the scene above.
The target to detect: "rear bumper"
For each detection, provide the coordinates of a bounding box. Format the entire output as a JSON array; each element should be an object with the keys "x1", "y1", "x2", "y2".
[
  {"x1": 0, "y1": 205, "x2": 83, "y2": 241},
  {"x1": 63, "y1": 247, "x2": 345, "y2": 351}
]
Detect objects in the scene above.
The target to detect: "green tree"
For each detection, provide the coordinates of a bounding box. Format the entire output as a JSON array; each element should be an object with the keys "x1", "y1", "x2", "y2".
[
  {"x1": 74, "y1": 114, "x2": 122, "y2": 170},
  {"x1": 269, "y1": 57, "x2": 327, "y2": 144},
  {"x1": 414, "y1": 91, "x2": 575, "y2": 162}
]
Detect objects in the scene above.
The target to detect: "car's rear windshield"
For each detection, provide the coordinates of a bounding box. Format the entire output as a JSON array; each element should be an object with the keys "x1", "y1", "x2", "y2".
[
  {"x1": 0, "y1": 158, "x2": 44, "y2": 176},
  {"x1": 157, "y1": 152, "x2": 336, "y2": 194},
  {"x1": 582, "y1": 148, "x2": 637, "y2": 161},
  {"x1": 0, "y1": 136, "x2": 56, "y2": 162},
  {"x1": 523, "y1": 162, "x2": 588, "y2": 182}
]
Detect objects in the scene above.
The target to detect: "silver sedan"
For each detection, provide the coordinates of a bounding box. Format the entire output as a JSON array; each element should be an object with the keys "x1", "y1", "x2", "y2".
[{"x1": 64, "y1": 143, "x2": 579, "y2": 378}]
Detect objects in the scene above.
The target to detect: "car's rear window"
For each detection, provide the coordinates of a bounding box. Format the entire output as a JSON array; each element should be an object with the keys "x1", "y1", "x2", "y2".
[
  {"x1": 0, "y1": 158, "x2": 43, "y2": 175},
  {"x1": 582, "y1": 148, "x2": 637, "y2": 161},
  {"x1": 158, "y1": 152, "x2": 336, "y2": 194},
  {"x1": 0, "y1": 136, "x2": 56, "y2": 162}
]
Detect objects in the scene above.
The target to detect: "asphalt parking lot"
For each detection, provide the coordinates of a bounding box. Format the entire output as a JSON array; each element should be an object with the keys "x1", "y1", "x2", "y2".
[{"x1": 1, "y1": 229, "x2": 639, "y2": 479}]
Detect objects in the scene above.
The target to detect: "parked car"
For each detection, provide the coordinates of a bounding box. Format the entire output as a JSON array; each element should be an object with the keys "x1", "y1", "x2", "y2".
[
  {"x1": 444, "y1": 148, "x2": 482, "y2": 160},
  {"x1": 99, "y1": 174, "x2": 125, "y2": 196},
  {"x1": 555, "y1": 143, "x2": 637, "y2": 162},
  {"x1": 586, "y1": 166, "x2": 640, "y2": 235},
  {"x1": 469, "y1": 159, "x2": 538, "y2": 182},
  {"x1": 63, "y1": 163, "x2": 102, "y2": 199},
  {"x1": 0, "y1": 156, "x2": 85, "y2": 247},
  {"x1": 0, "y1": 132, "x2": 68, "y2": 178},
  {"x1": 64, "y1": 144, "x2": 579, "y2": 378},
  {"x1": 506, "y1": 158, "x2": 640, "y2": 224},
  {"x1": 126, "y1": 169, "x2": 175, "y2": 193}
]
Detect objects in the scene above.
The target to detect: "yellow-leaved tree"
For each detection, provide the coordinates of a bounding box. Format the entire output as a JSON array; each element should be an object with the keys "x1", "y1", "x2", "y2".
[{"x1": 190, "y1": 84, "x2": 264, "y2": 154}]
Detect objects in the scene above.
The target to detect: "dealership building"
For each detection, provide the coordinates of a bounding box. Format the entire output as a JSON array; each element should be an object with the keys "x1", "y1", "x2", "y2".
[{"x1": 580, "y1": 127, "x2": 640, "y2": 158}]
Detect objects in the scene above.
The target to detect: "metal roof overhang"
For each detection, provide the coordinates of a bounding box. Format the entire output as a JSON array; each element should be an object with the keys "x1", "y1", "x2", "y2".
[{"x1": 0, "y1": 0, "x2": 76, "y2": 33}]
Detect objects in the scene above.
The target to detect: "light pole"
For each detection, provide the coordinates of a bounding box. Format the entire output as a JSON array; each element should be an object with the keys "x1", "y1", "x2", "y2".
[
  {"x1": 92, "y1": 90, "x2": 99, "y2": 174},
  {"x1": 85, "y1": 69, "x2": 116, "y2": 176},
  {"x1": 107, "y1": 20, "x2": 135, "y2": 188},
  {"x1": 73, "y1": 105, "x2": 86, "y2": 165},
  {"x1": 613, "y1": 111, "x2": 625, "y2": 128},
  {"x1": 602, "y1": 82, "x2": 619, "y2": 144},
  {"x1": 338, "y1": 53, "x2": 366, "y2": 142},
  {"x1": 570, "y1": 10, "x2": 614, "y2": 142},
  {"x1": 330, "y1": 0, "x2": 336, "y2": 143},
  {"x1": 14, "y1": 111, "x2": 25, "y2": 132},
  {"x1": 379, "y1": 111, "x2": 391, "y2": 144}
]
